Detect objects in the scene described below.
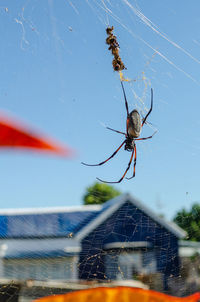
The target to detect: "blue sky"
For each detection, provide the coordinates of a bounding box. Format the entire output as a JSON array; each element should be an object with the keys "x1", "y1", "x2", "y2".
[{"x1": 0, "y1": 0, "x2": 200, "y2": 220}]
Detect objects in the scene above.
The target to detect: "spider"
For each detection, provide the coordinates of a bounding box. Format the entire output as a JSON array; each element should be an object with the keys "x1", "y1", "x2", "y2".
[{"x1": 82, "y1": 81, "x2": 156, "y2": 183}]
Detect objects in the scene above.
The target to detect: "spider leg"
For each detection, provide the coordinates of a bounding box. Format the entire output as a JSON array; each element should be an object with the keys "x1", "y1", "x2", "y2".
[
  {"x1": 96, "y1": 150, "x2": 134, "y2": 183},
  {"x1": 126, "y1": 145, "x2": 137, "y2": 180},
  {"x1": 135, "y1": 130, "x2": 157, "y2": 141},
  {"x1": 81, "y1": 140, "x2": 126, "y2": 167},
  {"x1": 142, "y1": 88, "x2": 153, "y2": 126},
  {"x1": 121, "y1": 81, "x2": 129, "y2": 117},
  {"x1": 106, "y1": 126, "x2": 126, "y2": 136}
]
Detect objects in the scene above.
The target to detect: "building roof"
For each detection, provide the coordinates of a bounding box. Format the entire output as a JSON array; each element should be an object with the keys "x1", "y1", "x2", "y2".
[
  {"x1": 0, "y1": 205, "x2": 100, "y2": 238},
  {"x1": 0, "y1": 193, "x2": 186, "y2": 240},
  {"x1": 76, "y1": 193, "x2": 186, "y2": 240}
]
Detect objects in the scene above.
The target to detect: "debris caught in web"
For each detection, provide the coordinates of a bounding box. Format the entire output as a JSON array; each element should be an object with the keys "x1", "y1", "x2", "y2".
[{"x1": 106, "y1": 26, "x2": 126, "y2": 72}]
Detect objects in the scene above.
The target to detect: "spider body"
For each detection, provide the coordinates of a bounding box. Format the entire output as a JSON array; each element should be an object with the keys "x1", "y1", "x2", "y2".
[
  {"x1": 82, "y1": 81, "x2": 156, "y2": 183},
  {"x1": 124, "y1": 137, "x2": 135, "y2": 152},
  {"x1": 127, "y1": 109, "x2": 141, "y2": 139}
]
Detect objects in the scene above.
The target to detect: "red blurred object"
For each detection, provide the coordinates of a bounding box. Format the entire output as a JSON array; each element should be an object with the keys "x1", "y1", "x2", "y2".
[
  {"x1": 34, "y1": 287, "x2": 200, "y2": 302},
  {"x1": 0, "y1": 112, "x2": 74, "y2": 157}
]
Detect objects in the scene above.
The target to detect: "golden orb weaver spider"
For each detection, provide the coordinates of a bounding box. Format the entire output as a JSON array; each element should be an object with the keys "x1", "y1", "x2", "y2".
[{"x1": 82, "y1": 81, "x2": 156, "y2": 183}]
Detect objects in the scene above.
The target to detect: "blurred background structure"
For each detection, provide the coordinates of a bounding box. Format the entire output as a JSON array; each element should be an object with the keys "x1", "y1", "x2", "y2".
[{"x1": 0, "y1": 194, "x2": 199, "y2": 301}]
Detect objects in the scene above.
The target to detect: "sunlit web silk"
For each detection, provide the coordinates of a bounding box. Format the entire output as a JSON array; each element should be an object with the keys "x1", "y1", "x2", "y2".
[
  {"x1": 0, "y1": 112, "x2": 74, "y2": 157},
  {"x1": 93, "y1": 0, "x2": 200, "y2": 85},
  {"x1": 34, "y1": 287, "x2": 200, "y2": 302}
]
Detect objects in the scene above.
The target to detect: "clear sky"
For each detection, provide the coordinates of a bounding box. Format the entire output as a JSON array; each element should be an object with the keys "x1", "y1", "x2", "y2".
[{"x1": 0, "y1": 0, "x2": 200, "y2": 220}]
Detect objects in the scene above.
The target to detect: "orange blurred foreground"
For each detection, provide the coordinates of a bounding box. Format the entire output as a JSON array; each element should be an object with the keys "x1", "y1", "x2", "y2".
[
  {"x1": 34, "y1": 287, "x2": 200, "y2": 302},
  {"x1": 0, "y1": 112, "x2": 74, "y2": 157}
]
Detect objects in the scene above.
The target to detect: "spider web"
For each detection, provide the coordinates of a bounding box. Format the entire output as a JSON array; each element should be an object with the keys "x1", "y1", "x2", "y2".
[{"x1": 0, "y1": 0, "x2": 200, "y2": 301}]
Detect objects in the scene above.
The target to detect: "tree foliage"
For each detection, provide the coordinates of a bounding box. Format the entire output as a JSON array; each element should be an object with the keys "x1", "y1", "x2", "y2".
[
  {"x1": 173, "y1": 203, "x2": 200, "y2": 241},
  {"x1": 83, "y1": 182, "x2": 121, "y2": 205}
]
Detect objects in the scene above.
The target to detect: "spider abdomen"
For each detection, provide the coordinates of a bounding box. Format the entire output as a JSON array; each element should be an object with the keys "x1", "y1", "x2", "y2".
[{"x1": 127, "y1": 110, "x2": 141, "y2": 138}]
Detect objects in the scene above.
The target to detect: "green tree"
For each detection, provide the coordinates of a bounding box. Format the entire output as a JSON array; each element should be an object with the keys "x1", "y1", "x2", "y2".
[
  {"x1": 173, "y1": 203, "x2": 200, "y2": 241},
  {"x1": 83, "y1": 182, "x2": 121, "y2": 205}
]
